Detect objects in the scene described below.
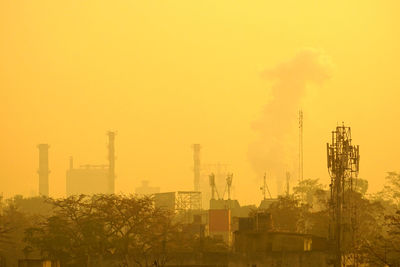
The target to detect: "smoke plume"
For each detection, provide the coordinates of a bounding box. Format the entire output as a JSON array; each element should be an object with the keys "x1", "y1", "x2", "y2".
[{"x1": 248, "y1": 48, "x2": 332, "y2": 183}]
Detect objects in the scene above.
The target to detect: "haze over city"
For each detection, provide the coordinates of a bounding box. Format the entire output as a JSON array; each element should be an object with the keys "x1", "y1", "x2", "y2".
[{"x1": 1, "y1": 0, "x2": 399, "y2": 204}]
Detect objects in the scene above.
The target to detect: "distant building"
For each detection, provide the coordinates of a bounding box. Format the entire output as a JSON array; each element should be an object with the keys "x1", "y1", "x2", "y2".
[
  {"x1": 66, "y1": 163, "x2": 110, "y2": 196},
  {"x1": 135, "y1": 180, "x2": 160, "y2": 195},
  {"x1": 233, "y1": 211, "x2": 329, "y2": 267},
  {"x1": 259, "y1": 198, "x2": 278, "y2": 210},
  {"x1": 66, "y1": 132, "x2": 116, "y2": 196},
  {"x1": 154, "y1": 192, "x2": 176, "y2": 211},
  {"x1": 209, "y1": 209, "x2": 232, "y2": 245}
]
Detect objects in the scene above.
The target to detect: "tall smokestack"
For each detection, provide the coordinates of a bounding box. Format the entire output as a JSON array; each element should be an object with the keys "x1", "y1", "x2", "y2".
[
  {"x1": 37, "y1": 144, "x2": 50, "y2": 197},
  {"x1": 193, "y1": 144, "x2": 201, "y2": 191},
  {"x1": 108, "y1": 131, "x2": 116, "y2": 194},
  {"x1": 69, "y1": 156, "x2": 73, "y2": 170}
]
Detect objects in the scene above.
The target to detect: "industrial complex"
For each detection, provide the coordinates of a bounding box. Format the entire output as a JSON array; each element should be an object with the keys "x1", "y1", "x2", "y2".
[{"x1": 29, "y1": 121, "x2": 365, "y2": 267}]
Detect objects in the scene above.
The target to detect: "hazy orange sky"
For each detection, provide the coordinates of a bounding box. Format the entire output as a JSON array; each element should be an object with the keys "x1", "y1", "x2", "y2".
[{"x1": 1, "y1": 0, "x2": 399, "y2": 204}]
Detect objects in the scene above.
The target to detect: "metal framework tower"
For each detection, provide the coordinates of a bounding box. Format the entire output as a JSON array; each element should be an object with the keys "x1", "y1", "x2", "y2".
[
  {"x1": 260, "y1": 172, "x2": 272, "y2": 199},
  {"x1": 108, "y1": 131, "x2": 116, "y2": 194},
  {"x1": 37, "y1": 144, "x2": 50, "y2": 197},
  {"x1": 209, "y1": 173, "x2": 219, "y2": 200},
  {"x1": 299, "y1": 110, "x2": 304, "y2": 182},
  {"x1": 176, "y1": 191, "x2": 202, "y2": 211},
  {"x1": 193, "y1": 144, "x2": 201, "y2": 191},
  {"x1": 327, "y1": 124, "x2": 360, "y2": 267}
]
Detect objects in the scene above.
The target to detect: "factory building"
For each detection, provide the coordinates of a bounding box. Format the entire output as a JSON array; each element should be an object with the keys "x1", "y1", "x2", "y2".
[
  {"x1": 66, "y1": 132, "x2": 116, "y2": 196},
  {"x1": 66, "y1": 163, "x2": 110, "y2": 196}
]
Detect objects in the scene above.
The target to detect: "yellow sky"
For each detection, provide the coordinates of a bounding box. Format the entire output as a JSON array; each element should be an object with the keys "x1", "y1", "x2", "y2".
[{"x1": 0, "y1": 0, "x2": 399, "y2": 204}]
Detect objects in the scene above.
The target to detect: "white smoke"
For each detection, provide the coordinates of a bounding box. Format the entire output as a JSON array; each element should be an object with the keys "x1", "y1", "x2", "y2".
[{"x1": 248, "y1": 48, "x2": 332, "y2": 187}]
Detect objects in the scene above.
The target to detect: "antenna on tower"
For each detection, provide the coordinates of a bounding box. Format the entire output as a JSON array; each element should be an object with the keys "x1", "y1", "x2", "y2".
[
  {"x1": 209, "y1": 173, "x2": 220, "y2": 200},
  {"x1": 226, "y1": 173, "x2": 233, "y2": 200},
  {"x1": 260, "y1": 172, "x2": 272, "y2": 199},
  {"x1": 299, "y1": 110, "x2": 304, "y2": 182},
  {"x1": 327, "y1": 124, "x2": 360, "y2": 267}
]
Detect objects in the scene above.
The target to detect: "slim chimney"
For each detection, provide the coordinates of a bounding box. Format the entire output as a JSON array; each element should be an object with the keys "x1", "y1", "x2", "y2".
[
  {"x1": 193, "y1": 144, "x2": 201, "y2": 191},
  {"x1": 108, "y1": 132, "x2": 116, "y2": 194},
  {"x1": 37, "y1": 144, "x2": 50, "y2": 197},
  {"x1": 69, "y1": 156, "x2": 73, "y2": 170}
]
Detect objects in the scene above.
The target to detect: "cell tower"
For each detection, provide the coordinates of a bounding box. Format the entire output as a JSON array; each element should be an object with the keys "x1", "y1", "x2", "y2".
[
  {"x1": 327, "y1": 124, "x2": 360, "y2": 267},
  {"x1": 193, "y1": 144, "x2": 201, "y2": 191},
  {"x1": 209, "y1": 173, "x2": 219, "y2": 200},
  {"x1": 299, "y1": 110, "x2": 303, "y2": 182}
]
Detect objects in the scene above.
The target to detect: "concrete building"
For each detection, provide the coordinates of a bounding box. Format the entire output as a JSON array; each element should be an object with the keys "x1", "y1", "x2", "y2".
[
  {"x1": 233, "y1": 211, "x2": 329, "y2": 267},
  {"x1": 154, "y1": 192, "x2": 176, "y2": 211},
  {"x1": 66, "y1": 163, "x2": 109, "y2": 196},
  {"x1": 209, "y1": 209, "x2": 231, "y2": 245}
]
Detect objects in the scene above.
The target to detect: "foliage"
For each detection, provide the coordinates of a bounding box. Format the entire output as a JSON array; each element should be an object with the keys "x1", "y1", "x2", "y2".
[
  {"x1": 375, "y1": 172, "x2": 400, "y2": 207},
  {"x1": 0, "y1": 197, "x2": 39, "y2": 266},
  {"x1": 24, "y1": 194, "x2": 181, "y2": 267}
]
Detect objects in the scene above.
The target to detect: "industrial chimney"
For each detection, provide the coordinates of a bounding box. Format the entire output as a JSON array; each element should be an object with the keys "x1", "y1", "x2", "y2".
[
  {"x1": 193, "y1": 144, "x2": 201, "y2": 191},
  {"x1": 37, "y1": 144, "x2": 50, "y2": 197},
  {"x1": 108, "y1": 131, "x2": 116, "y2": 194}
]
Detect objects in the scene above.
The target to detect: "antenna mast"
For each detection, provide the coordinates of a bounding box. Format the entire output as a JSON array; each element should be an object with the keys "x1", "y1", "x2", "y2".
[
  {"x1": 209, "y1": 173, "x2": 219, "y2": 200},
  {"x1": 299, "y1": 110, "x2": 304, "y2": 182},
  {"x1": 327, "y1": 124, "x2": 360, "y2": 267},
  {"x1": 260, "y1": 172, "x2": 272, "y2": 199},
  {"x1": 226, "y1": 173, "x2": 233, "y2": 200}
]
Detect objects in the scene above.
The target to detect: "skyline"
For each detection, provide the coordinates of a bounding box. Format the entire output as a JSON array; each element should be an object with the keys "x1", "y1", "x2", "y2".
[{"x1": 1, "y1": 0, "x2": 399, "y2": 204}]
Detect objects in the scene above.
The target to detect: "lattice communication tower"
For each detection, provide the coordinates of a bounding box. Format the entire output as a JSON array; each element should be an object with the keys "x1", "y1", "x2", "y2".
[{"x1": 327, "y1": 124, "x2": 360, "y2": 267}]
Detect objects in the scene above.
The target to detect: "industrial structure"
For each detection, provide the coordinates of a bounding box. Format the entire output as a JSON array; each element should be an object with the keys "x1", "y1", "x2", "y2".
[
  {"x1": 259, "y1": 172, "x2": 277, "y2": 210},
  {"x1": 299, "y1": 109, "x2": 304, "y2": 182},
  {"x1": 193, "y1": 144, "x2": 201, "y2": 191},
  {"x1": 154, "y1": 191, "x2": 203, "y2": 224},
  {"x1": 327, "y1": 124, "x2": 360, "y2": 267},
  {"x1": 154, "y1": 191, "x2": 202, "y2": 212},
  {"x1": 66, "y1": 162, "x2": 110, "y2": 196},
  {"x1": 37, "y1": 144, "x2": 50, "y2": 197},
  {"x1": 66, "y1": 132, "x2": 116, "y2": 196}
]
